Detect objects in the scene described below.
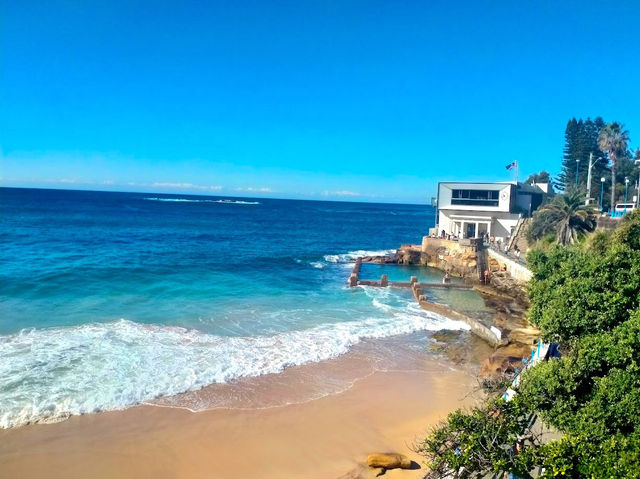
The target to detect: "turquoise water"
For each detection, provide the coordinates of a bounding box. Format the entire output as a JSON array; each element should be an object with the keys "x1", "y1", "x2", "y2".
[
  {"x1": 359, "y1": 263, "x2": 488, "y2": 314},
  {"x1": 359, "y1": 263, "x2": 461, "y2": 283},
  {"x1": 0, "y1": 188, "x2": 473, "y2": 428}
]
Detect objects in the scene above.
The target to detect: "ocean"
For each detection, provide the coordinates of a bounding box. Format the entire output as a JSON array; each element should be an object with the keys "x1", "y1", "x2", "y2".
[{"x1": 0, "y1": 187, "x2": 479, "y2": 428}]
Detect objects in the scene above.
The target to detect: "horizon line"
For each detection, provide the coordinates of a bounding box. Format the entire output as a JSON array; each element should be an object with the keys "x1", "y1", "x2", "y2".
[{"x1": 0, "y1": 185, "x2": 432, "y2": 207}]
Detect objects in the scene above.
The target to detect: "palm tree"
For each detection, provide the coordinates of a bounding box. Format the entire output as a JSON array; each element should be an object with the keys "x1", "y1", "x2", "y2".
[
  {"x1": 598, "y1": 122, "x2": 630, "y2": 210},
  {"x1": 533, "y1": 190, "x2": 598, "y2": 245}
]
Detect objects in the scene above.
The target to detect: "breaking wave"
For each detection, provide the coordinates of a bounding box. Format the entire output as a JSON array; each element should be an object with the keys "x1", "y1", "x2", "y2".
[
  {"x1": 0, "y1": 301, "x2": 466, "y2": 429},
  {"x1": 323, "y1": 249, "x2": 397, "y2": 264}
]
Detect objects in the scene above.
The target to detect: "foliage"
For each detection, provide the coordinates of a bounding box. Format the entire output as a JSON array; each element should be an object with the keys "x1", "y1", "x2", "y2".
[
  {"x1": 598, "y1": 122, "x2": 630, "y2": 208},
  {"x1": 524, "y1": 170, "x2": 551, "y2": 185},
  {"x1": 520, "y1": 311, "x2": 640, "y2": 435},
  {"x1": 416, "y1": 397, "x2": 539, "y2": 479},
  {"x1": 556, "y1": 118, "x2": 608, "y2": 196},
  {"x1": 536, "y1": 433, "x2": 640, "y2": 479},
  {"x1": 524, "y1": 170, "x2": 554, "y2": 194},
  {"x1": 526, "y1": 190, "x2": 597, "y2": 245},
  {"x1": 527, "y1": 244, "x2": 640, "y2": 344},
  {"x1": 582, "y1": 229, "x2": 611, "y2": 254},
  {"x1": 517, "y1": 312, "x2": 640, "y2": 477},
  {"x1": 612, "y1": 208, "x2": 640, "y2": 250}
]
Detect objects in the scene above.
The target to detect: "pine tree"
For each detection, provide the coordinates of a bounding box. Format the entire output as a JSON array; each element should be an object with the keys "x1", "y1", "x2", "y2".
[
  {"x1": 556, "y1": 118, "x2": 579, "y2": 191},
  {"x1": 556, "y1": 117, "x2": 609, "y2": 203}
]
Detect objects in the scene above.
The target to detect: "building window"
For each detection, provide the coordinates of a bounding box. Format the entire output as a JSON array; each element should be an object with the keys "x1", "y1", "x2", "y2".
[{"x1": 451, "y1": 189, "x2": 500, "y2": 207}]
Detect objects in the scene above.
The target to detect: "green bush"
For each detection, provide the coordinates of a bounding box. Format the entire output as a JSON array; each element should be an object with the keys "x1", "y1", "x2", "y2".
[
  {"x1": 527, "y1": 244, "x2": 640, "y2": 344},
  {"x1": 520, "y1": 311, "x2": 640, "y2": 437},
  {"x1": 416, "y1": 397, "x2": 538, "y2": 479},
  {"x1": 612, "y1": 208, "x2": 640, "y2": 251},
  {"x1": 537, "y1": 433, "x2": 640, "y2": 478}
]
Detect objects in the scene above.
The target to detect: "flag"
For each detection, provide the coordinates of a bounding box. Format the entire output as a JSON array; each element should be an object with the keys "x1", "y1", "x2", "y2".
[{"x1": 506, "y1": 161, "x2": 517, "y2": 170}]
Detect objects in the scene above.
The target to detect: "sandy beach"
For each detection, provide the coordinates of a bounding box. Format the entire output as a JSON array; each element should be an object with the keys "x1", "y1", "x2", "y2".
[{"x1": 0, "y1": 344, "x2": 480, "y2": 479}]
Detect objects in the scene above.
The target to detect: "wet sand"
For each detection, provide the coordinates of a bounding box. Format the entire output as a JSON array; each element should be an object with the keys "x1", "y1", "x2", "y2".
[{"x1": 0, "y1": 349, "x2": 478, "y2": 479}]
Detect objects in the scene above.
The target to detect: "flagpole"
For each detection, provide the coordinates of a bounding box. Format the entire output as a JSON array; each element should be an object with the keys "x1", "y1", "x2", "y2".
[{"x1": 515, "y1": 160, "x2": 519, "y2": 184}]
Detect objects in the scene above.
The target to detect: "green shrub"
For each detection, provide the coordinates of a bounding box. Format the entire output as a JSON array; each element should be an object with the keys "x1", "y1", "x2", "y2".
[
  {"x1": 520, "y1": 311, "x2": 640, "y2": 438},
  {"x1": 527, "y1": 245, "x2": 640, "y2": 344}
]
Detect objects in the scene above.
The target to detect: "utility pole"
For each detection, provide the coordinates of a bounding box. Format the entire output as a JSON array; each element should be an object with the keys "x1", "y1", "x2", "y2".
[
  {"x1": 586, "y1": 153, "x2": 603, "y2": 205},
  {"x1": 586, "y1": 153, "x2": 593, "y2": 204},
  {"x1": 625, "y1": 177, "x2": 630, "y2": 203},
  {"x1": 636, "y1": 159, "x2": 640, "y2": 207}
]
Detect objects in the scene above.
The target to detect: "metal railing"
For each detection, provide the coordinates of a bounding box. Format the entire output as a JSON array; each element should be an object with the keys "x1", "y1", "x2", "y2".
[{"x1": 486, "y1": 240, "x2": 527, "y2": 266}]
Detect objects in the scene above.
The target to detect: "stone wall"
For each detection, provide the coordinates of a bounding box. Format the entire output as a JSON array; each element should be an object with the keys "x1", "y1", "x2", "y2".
[
  {"x1": 408, "y1": 237, "x2": 480, "y2": 279},
  {"x1": 487, "y1": 248, "x2": 532, "y2": 282},
  {"x1": 411, "y1": 281, "x2": 505, "y2": 347},
  {"x1": 597, "y1": 216, "x2": 623, "y2": 231}
]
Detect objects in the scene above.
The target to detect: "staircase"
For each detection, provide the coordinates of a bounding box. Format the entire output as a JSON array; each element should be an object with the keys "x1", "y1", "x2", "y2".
[
  {"x1": 507, "y1": 217, "x2": 532, "y2": 255},
  {"x1": 477, "y1": 248, "x2": 489, "y2": 282}
]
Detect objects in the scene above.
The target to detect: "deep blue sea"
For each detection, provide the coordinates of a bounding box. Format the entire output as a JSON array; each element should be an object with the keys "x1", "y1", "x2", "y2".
[{"x1": 0, "y1": 187, "x2": 479, "y2": 428}]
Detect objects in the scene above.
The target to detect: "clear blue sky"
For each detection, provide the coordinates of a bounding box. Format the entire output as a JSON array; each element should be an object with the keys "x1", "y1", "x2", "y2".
[{"x1": 2, "y1": 1, "x2": 639, "y2": 203}]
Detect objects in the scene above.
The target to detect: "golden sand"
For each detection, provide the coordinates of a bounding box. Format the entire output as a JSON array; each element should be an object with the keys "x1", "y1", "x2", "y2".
[{"x1": 0, "y1": 351, "x2": 478, "y2": 479}]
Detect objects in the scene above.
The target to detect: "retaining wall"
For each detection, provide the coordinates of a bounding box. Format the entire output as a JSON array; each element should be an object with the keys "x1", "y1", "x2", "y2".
[{"x1": 487, "y1": 248, "x2": 532, "y2": 282}]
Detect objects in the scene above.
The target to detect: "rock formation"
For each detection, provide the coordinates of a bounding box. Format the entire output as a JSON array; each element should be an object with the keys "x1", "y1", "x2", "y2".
[{"x1": 366, "y1": 452, "x2": 412, "y2": 471}]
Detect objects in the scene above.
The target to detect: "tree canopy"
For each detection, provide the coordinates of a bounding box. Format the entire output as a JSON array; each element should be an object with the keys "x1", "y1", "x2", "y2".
[
  {"x1": 526, "y1": 190, "x2": 597, "y2": 245},
  {"x1": 598, "y1": 122, "x2": 631, "y2": 208},
  {"x1": 556, "y1": 118, "x2": 608, "y2": 197}
]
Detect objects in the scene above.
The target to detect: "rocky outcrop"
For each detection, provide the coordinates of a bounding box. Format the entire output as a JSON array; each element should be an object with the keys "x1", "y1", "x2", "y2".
[
  {"x1": 366, "y1": 453, "x2": 412, "y2": 470},
  {"x1": 487, "y1": 271, "x2": 528, "y2": 304},
  {"x1": 395, "y1": 239, "x2": 481, "y2": 279},
  {"x1": 480, "y1": 342, "x2": 535, "y2": 377},
  {"x1": 396, "y1": 244, "x2": 422, "y2": 265},
  {"x1": 360, "y1": 254, "x2": 398, "y2": 264}
]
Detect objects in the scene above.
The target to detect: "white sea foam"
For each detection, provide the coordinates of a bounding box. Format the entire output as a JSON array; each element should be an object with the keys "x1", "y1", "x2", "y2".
[
  {"x1": 310, "y1": 261, "x2": 325, "y2": 269},
  {"x1": 323, "y1": 249, "x2": 397, "y2": 264},
  {"x1": 0, "y1": 302, "x2": 466, "y2": 428},
  {"x1": 143, "y1": 198, "x2": 259, "y2": 205}
]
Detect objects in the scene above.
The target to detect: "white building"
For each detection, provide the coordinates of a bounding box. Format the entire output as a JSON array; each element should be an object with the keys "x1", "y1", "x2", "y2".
[{"x1": 436, "y1": 181, "x2": 547, "y2": 241}]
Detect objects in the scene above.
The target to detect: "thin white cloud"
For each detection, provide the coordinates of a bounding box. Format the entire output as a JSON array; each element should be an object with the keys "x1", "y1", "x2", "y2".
[
  {"x1": 234, "y1": 186, "x2": 273, "y2": 193},
  {"x1": 151, "y1": 182, "x2": 222, "y2": 191},
  {"x1": 321, "y1": 190, "x2": 359, "y2": 197}
]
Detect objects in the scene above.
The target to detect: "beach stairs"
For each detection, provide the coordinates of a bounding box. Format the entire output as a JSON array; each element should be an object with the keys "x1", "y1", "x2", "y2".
[
  {"x1": 476, "y1": 248, "x2": 489, "y2": 283},
  {"x1": 507, "y1": 217, "x2": 531, "y2": 254},
  {"x1": 504, "y1": 341, "x2": 550, "y2": 401}
]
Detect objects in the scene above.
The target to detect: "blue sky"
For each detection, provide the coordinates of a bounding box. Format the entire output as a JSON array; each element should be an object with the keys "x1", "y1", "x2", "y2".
[{"x1": 2, "y1": 1, "x2": 639, "y2": 203}]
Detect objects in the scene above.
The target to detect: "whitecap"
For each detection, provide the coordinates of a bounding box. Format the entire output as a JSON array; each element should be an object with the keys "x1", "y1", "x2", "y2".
[
  {"x1": 0, "y1": 307, "x2": 466, "y2": 428},
  {"x1": 142, "y1": 198, "x2": 259, "y2": 205},
  {"x1": 323, "y1": 249, "x2": 397, "y2": 264}
]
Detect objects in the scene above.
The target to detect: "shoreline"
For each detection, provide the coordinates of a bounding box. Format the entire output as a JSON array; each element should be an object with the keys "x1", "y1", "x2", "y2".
[{"x1": 0, "y1": 343, "x2": 481, "y2": 479}]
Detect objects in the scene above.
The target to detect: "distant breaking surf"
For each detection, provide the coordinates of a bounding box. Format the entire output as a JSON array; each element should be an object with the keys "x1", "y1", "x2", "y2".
[{"x1": 143, "y1": 197, "x2": 260, "y2": 205}]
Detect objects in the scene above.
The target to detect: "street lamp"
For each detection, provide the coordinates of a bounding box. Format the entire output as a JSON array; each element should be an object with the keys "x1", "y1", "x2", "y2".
[
  {"x1": 586, "y1": 153, "x2": 604, "y2": 204},
  {"x1": 625, "y1": 177, "x2": 630, "y2": 203},
  {"x1": 636, "y1": 159, "x2": 640, "y2": 208},
  {"x1": 575, "y1": 159, "x2": 580, "y2": 185},
  {"x1": 600, "y1": 177, "x2": 606, "y2": 212}
]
